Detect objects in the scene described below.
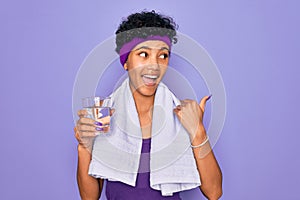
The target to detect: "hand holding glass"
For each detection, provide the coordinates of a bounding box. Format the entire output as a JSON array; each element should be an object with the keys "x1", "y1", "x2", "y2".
[{"x1": 82, "y1": 96, "x2": 112, "y2": 134}]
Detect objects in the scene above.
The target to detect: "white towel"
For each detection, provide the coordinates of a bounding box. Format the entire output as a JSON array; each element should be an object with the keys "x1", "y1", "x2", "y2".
[{"x1": 88, "y1": 78, "x2": 201, "y2": 196}]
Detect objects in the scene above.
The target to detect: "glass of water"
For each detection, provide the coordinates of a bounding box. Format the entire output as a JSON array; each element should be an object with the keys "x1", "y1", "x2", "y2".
[{"x1": 82, "y1": 96, "x2": 112, "y2": 134}]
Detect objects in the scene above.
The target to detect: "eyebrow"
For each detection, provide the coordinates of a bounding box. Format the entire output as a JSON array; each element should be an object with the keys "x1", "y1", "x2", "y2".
[{"x1": 134, "y1": 46, "x2": 170, "y2": 52}]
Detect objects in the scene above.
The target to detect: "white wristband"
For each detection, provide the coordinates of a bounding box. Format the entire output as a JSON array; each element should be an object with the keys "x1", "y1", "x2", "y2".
[{"x1": 191, "y1": 136, "x2": 209, "y2": 148}]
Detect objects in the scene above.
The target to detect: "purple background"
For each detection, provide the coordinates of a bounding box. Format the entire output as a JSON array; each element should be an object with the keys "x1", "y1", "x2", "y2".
[{"x1": 1, "y1": 0, "x2": 299, "y2": 199}]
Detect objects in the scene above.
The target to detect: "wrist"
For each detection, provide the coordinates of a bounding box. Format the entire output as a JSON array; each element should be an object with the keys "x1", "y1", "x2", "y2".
[
  {"x1": 191, "y1": 124, "x2": 207, "y2": 146},
  {"x1": 191, "y1": 135, "x2": 209, "y2": 148},
  {"x1": 78, "y1": 144, "x2": 92, "y2": 156}
]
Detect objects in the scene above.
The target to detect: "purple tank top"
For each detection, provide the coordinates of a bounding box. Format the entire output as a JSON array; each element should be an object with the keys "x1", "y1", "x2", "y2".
[{"x1": 105, "y1": 138, "x2": 181, "y2": 200}]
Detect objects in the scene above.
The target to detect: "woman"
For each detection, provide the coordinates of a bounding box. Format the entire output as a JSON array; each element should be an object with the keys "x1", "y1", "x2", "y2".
[{"x1": 74, "y1": 10, "x2": 222, "y2": 200}]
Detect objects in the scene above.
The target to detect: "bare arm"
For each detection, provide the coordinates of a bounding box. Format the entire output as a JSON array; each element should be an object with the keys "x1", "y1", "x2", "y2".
[
  {"x1": 191, "y1": 127, "x2": 222, "y2": 200},
  {"x1": 174, "y1": 96, "x2": 223, "y2": 199},
  {"x1": 75, "y1": 109, "x2": 108, "y2": 200},
  {"x1": 77, "y1": 144, "x2": 102, "y2": 200}
]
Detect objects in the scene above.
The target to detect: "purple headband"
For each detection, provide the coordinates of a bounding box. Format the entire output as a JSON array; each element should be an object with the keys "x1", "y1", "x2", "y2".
[{"x1": 119, "y1": 35, "x2": 172, "y2": 66}]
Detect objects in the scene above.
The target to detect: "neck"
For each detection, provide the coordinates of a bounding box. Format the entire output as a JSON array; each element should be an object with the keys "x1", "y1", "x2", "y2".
[
  {"x1": 129, "y1": 83, "x2": 155, "y2": 138},
  {"x1": 130, "y1": 85, "x2": 155, "y2": 114}
]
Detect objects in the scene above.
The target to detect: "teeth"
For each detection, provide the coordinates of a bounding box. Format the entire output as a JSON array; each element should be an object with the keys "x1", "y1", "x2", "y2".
[{"x1": 143, "y1": 75, "x2": 158, "y2": 79}]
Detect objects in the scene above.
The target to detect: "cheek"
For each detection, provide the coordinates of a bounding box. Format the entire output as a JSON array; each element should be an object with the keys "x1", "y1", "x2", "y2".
[
  {"x1": 127, "y1": 57, "x2": 145, "y2": 70},
  {"x1": 159, "y1": 58, "x2": 169, "y2": 67},
  {"x1": 160, "y1": 60, "x2": 169, "y2": 71},
  {"x1": 127, "y1": 64, "x2": 143, "y2": 79},
  {"x1": 157, "y1": 66, "x2": 168, "y2": 80}
]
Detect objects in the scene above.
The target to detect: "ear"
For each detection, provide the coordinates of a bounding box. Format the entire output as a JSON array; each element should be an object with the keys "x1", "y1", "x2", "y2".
[{"x1": 123, "y1": 63, "x2": 128, "y2": 71}]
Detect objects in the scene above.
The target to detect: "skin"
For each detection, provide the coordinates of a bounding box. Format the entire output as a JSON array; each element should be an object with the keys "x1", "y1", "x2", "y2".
[
  {"x1": 75, "y1": 40, "x2": 222, "y2": 200},
  {"x1": 124, "y1": 40, "x2": 170, "y2": 138}
]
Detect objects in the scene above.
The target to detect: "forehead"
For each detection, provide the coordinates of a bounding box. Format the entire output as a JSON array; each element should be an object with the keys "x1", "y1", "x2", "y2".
[{"x1": 133, "y1": 40, "x2": 170, "y2": 51}]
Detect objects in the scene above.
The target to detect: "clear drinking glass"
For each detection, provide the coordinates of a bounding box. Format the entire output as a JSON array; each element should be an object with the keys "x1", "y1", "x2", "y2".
[{"x1": 82, "y1": 96, "x2": 112, "y2": 134}]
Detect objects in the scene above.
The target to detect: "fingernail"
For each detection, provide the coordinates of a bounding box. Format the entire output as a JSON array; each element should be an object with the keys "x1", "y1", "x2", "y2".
[
  {"x1": 176, "y1": 105, "x2": 181, "y2": 110},
  {"x1": 94, "y1": 121, "x2": 102, "y2": 126},
  {"x1": 207, "y1": 94, "x2": 212, "y2": 100},
  {"x1": 95, "y1": 127, "x2": 103, "y2": 131}
]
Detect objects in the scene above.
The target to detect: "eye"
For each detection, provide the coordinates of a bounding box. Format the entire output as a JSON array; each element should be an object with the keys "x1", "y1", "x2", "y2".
[
  {"x1": 159, "y1": 53, "x2": 169, "y2": 59},
  {"x1": 139, "y1": 52, "x2": 148, "y2": 57}
]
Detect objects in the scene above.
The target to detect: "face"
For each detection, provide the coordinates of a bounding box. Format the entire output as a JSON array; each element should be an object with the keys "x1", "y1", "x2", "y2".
[{"x1": 124, "y1": 40, "x2": 170, "y2": 97}]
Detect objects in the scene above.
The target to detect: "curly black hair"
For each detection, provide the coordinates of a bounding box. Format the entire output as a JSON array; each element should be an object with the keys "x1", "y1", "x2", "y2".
[{"x1": 115, "y1": 10, "x2": 178, "y2": 54}]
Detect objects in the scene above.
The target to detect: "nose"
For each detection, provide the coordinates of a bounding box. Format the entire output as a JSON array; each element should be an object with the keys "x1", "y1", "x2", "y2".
[{"x1": 147, "y1": 54, "x2": 160, "y2": 71}]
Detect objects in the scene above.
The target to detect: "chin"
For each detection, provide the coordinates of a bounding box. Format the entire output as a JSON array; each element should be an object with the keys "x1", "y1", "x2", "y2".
[{"x1": 137, "y1": 85, "x2": 158, "y2": 97}]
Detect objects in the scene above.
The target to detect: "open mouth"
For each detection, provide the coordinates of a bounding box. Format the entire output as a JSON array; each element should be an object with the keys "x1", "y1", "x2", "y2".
[{"x1": 142, "y1": 74, "x2": 159, "y2": 86}]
